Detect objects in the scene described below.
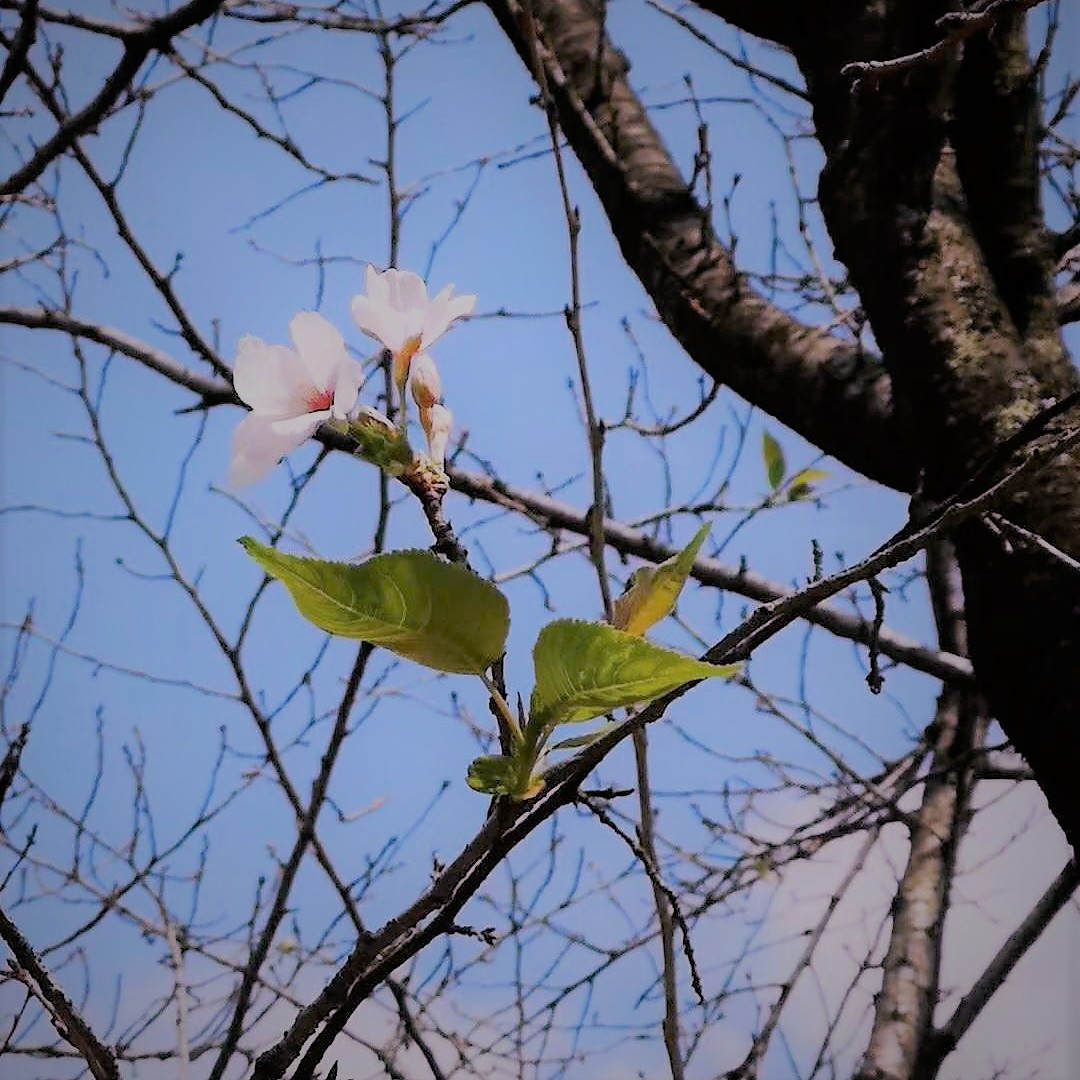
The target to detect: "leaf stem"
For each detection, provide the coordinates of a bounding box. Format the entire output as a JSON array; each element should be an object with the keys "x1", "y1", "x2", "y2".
[{"x1": 481, "y1": 674, "x2": 522, "y2": 746}]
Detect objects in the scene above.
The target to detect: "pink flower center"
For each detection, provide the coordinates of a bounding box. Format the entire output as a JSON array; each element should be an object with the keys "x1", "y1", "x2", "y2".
[{"x1": 304, "y1": 386, "x2": 334, "y2": 412}]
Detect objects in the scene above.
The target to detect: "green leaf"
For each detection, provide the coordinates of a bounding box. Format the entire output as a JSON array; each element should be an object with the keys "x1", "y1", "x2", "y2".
[
  {"x1": 611, "y1": 523, "x2": 709, "y2": 636},
  {"x1": 529, "y1": 620, "x2": 738, "y2": 730},
  {"x1": 335, "y1": 410, "x2": 414, "y2": 475},
  {"x1": 466, "y1": 755, "x2": 517, "y2": 795},
  {"x1": 762, "y1": 430, "x2": 786, "y2": 490},
  {"x1": 786, "y1": 467, "x2": 829, "y2": 502},
  {"x1": 466, "y1": 755, "x2": 544, "y2": 800},
  {"x1": 239, "y1": 540, "x2": 509, "y2": 674},
  {"x1": 550, "y1": 721, "x2": 620, "y2": 751}
]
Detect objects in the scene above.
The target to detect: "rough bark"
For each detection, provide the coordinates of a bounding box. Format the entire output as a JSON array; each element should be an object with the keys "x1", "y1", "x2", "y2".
[
  {"x1": 789, "y1": 1, "x2": 1080, "y2": 852},
  {"x1": 487, "y1": 0, "x2": 1080, "y2": 852}
]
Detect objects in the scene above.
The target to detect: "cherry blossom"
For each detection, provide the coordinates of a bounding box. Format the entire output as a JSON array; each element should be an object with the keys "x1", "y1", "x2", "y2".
[
  {"x1": 229, "y1": 312, "x2": 363, "y2": 487},
  {"x1": 350, "y1": 266, "x2": 475, "y2": 412}
]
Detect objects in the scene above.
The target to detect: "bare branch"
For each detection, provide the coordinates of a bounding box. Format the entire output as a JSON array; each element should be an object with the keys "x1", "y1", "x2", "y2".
[
  {"x1": 0, "y1": 906, "x2": 121, "y2": 1080},
  {"x1": 856, "y1": 541, "x2": 987, "y2": 1080},
  {"x1": 920, "y1": 858, "x2": 1080, "y2": 1073},
  {"x1": 1, "y1": 0, "x2": 227, "y2": 197},
  {"x1": 0, "y1": 303, "x2": 977, "y2": 685},
  {"x1": 484, "y1": 0, "x2": 911, "y2": 490},
  {"x1": 0, "y1": 306, "x2": 236, "y2": 402},
  {"x1": 841, "y1": 0, "x2": 1048, "y2": 83},
  {"x1": 0, "y1": 0, "x2": 36, "y2": 105}
]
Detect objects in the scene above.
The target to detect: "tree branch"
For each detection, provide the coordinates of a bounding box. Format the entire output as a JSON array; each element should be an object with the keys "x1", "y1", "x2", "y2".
[
  {"x1": 0, "y1": 0, "x2": 36, "y2": 106},
  {"x1": 0, "y1": 303, "x2": 975, "y2": 686},
  {"x1": 856, "y1": 542, "x2": 987, "y2": 1080},
  {"x1": 951, "y1": 11, "x2": 1060, "y2": 342},
  {"x1": 840, "y1": 0, "x2": 1047, "y2": 83},
  {"x1": 0, "y1": 306, "x2": 236, "y2": 402},
  {"x1": 1058, "y1": 279, "x2": 1080, "y2": 325},
  {"x1": 790, "y1": 2, "x2": 1080, "y2": 852},
  {"x1": 454, "y1": 467, "x2": 975, "y2": 684},
  {"x1": 484, "y1": 0, "x2": 912, "y2": 490},
  {"x1": 686, "y1": 0, "x2": 799, "y2": 45},
  {"x1": 0, "y1": 906, "x2": 120, "y2": 1080},
  {"x1": 0, "y1": 0, "x2": 226, "y2": 197},
  {"x1": 0, "y1": 723, "x2": 29, "y2": 808},
  {"x1": 14, "y1": 57, "x2": 231, "y2": 378},
  {"x1": 919, "y1": 858, "x2": 1080, "y2": 1074}
]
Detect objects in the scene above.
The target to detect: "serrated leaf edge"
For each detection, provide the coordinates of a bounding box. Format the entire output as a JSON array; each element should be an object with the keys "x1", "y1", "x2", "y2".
[{"x1": 239, "y1": 540, "x2": 509, "y2": 672}]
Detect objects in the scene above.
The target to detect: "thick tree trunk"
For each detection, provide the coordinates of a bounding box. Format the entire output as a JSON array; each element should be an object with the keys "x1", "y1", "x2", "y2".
[
  {"x1": 792, "y1": 2, "x2": 1080, "y2": 852},
  {"x1": 487, "y1": 0, "x2": 1080, "y2": 852}
]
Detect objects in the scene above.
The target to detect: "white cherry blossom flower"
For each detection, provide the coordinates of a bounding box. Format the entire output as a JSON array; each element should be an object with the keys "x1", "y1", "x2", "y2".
[
  {"x1": 229, "y1": 311, "x2": 363, "y2": 487},
  {"x1": 350, "y1": 266, "x2": 475, "y2": 412}
]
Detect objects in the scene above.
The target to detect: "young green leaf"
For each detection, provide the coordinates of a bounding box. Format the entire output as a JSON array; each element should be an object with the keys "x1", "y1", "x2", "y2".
[
  {"x1": 340, "y1": 409, "x2": 414, "y2": 475},
  {"x1": 239, "y1": 540, "x2": 509, "y2": 674},
  {"x1": 786, "y1": 466, "x2": 829, "y2": 502},
  {"x1": 611, "y1": 522, "x2": 709, "y2": 636},
  {"x1": 529, "y1": 620, "x2": 738, "y2": 730},
  {"x1": 762, "y1": 430, "x2": 786, "y2": 490},
  {"x1": 549, "y1": 721, "x2": 620, "y2": 751},
  {"x1": 466, "y1": 755, "x2": 544, "y2": 800},
  {"x1": 466, "y1": 755, "x2": 517, "y2": 796}
]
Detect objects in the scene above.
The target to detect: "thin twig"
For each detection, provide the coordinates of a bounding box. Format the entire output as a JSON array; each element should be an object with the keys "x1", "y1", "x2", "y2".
[
  {"x1": 920, "y1": 858, "x2": 1080, "y2": 1072},
  {"x1": 1, "y1": 0, "x2": 227, "y2": 196},
  {"x1": 0, "y1": 302, "x2": 978, "y2": 686},
  {"x1": 841, "y1": 0, "x2": 1046, "y2": 82},
  {"x1": 0, "y1": 906, "x2": 121, "y2": 1080}
]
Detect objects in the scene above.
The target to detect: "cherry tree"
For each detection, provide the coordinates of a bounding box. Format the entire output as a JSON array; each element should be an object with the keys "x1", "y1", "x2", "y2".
[{"x1": 1, "y1": 1, "x2": 1078, "y2": 1079}]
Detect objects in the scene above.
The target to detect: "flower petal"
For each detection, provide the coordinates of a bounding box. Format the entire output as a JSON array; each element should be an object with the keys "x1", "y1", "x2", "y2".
[
  {"x1": 351, "y1": 293, "x2": 405, "y2": 352},
  {"x1": 410, "y1": 352, "x2": 442, "y2": 409},
  {"x1": 269, "y1": 411, "x2": 329, "y2": 438},
  {"x1": 421, "y1": 287, "x2": 477, "y2": 348},
  {"x1": 230, "y1": 412, "x2": 310, "y2": 487},
  {"x1": 354, "y1": 267, "x2": 476, "y2": 358},
  {"x1": 233, "y1": 338, "x2": 311, "y2": 416},
  {"x1": 289, "y1": 311, "x2": 346, "y2": 391},
  {"x1": 365, "y1": 264, "x2": 389, "y2": 305},
  {"x1": 332, "y1": 358, "x2": 365, "y2": 419},
  {"x1": 383, "y1": 268, "x2": 428, "y2": 312}
]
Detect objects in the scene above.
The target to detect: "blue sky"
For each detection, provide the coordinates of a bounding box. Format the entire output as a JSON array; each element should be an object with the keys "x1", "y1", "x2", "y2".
[{"x1": 1, "y1": 2, "x2": 1077, "y2": 1077}]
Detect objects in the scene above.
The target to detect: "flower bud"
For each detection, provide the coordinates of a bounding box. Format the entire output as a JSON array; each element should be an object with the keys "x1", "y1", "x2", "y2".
[
  {"x1": 410, "y1": 352, "x2": 442, "y2": 410},
  {"x1": 353, "y1": 405, "x2": 397, "y2": 435},
  {"x1": 424, "y1": 403, "x2": 453, "y2": 470}
]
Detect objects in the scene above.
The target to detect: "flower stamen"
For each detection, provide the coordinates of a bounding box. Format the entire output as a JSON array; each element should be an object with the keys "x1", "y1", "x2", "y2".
[{"x1": 304, "y1": 386, "x2": 334, "y2": 411}]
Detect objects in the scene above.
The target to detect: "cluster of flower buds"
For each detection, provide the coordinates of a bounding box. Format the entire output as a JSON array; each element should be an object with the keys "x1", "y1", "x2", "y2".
[
  {"x1": 352, "y1": 266, "x2": 473, "y2": 471},
  {"x1": 408, "y1": 355, "x2": 453, "y2": 472},
  {"x1": 229, "y1": 267, "x2": 474, "y2": 486}
]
